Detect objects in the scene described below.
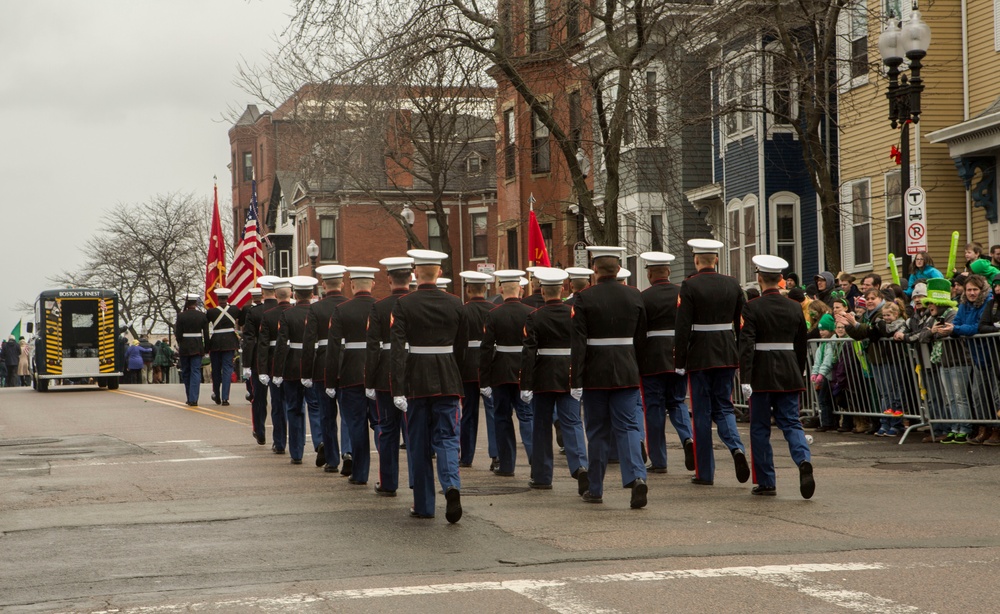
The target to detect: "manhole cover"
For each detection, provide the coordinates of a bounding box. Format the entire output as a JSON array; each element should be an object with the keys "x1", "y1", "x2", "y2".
[
  {"x1": 19, "y1": 449, "x2": 95, "y2": 456},
  {"x1": 460, "y1": 486, "x2": 531, "y2": 496},
  {"x1": 875, "y1": 462, "x2": 970, "y2": 472},
  {"x1": 0, "y1": 438, "x2": 62, "y2": 447}
]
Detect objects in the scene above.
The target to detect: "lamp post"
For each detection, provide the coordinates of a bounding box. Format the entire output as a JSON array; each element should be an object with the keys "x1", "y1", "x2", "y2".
[
  {"x1": 401, "y1": 203, "x2": 416, "y2": 250},
  {"x1": 878, "y1": 2, "x2": 931, "y2": 285},
  {"x1": 305, "y1": 239, "x2": 320, "y2": 296}
]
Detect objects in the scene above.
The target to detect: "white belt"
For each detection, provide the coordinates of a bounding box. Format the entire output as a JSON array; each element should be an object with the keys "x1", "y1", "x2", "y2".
[
  {"x1": 182, "y1": 333, "x2": 203, "y2": 338},
  {"x1": 211, "y1": 328, "x2": 235, "y2": 334},
  {"x1": 756, "y1": 343, "x2": 794, "y2": 351},
  {"x1": 288, "y1": 342, "x2": 303, "y2": 349},
  {"x1": 586, "y1": 337, "x2": 632, "y2": 346},
  {"x1": 647, "y1": 329, "x2": 675, "y2": 338},
  {"x1": 344, "y1": 342, "x2": 366, "y2": 350},
  {"x1": 468, "y1": 340, "x2": 482, "y2": 348},
  {"x1": 496, "y1": 345, "x2": 521, "y2": 353},
  {"x1": 691, "y1": 323, "x2": 733, "y2": 332},
  {"x1": 410, "y1": 345, "x2": 453, "y2": 354},
  {"x1": 317, "y1": 339, "x2": 328, "y2": 347},
  {"x1": 381, "y1": 342, "x2": 391, "y2": 351},
  {"x1": 269, "y1": 340, "x2": 277, "y2": 346},
  {"x1": 538, "y1": 348, "x2": 571, "y2": 356}
]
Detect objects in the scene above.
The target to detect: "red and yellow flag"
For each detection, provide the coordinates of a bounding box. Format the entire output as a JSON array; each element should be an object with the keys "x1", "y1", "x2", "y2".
[
  {"x1": 528, "y1": 209, "x2": 551, "y2": 267},
  {"x1": 205, "y1": 181, "x2": 227, "y2": 308}
]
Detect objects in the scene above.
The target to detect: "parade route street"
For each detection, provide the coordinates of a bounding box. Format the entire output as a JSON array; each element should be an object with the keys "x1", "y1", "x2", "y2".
[{"x1": 2, "y1": 384, "x2": 999, "y2": 613}]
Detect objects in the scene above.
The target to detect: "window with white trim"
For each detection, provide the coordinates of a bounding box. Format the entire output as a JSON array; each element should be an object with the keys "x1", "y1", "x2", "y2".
[
  {"x1": 721, "y1": 53, "x2": 755, "y2": 139},
  {"x1": 650, "y1": 214, "x2": 664, "y2": 251},
  {"x1": 531, "y1": 103, "x2": 550, "y2": 173},
  {"x1": 885, "y1": 170, "x2": 904, "y2": 260},
  {"x1": 427, "y1": 212, "x2": 447, "y2": 252},
  {"x1": 320, "y1": 215, "x2": 338, "y2": 261},
  {"x1": 503, "y1": 107, "x2": 516, "y2": 179},
  {"x1": 471, "y1": 212, "x2": 488, "y2": 258},
  {"x1": 995, "y1": 0, "x2": 1000, "y2": 52},
  {"x1": 766, "y1": 42, "x2": 798, "y2": 127},
  {"x1": 841, "y1": 179, "x2": 873, "y2": 272},
  {"x1": 848, "y1": 5, "x2": 868, "y2": 79},
  {"x1": 769, "y1": 192, "x2": 800, "y2": 274},
  {"x1": 727, "y1": 197, "x2": 757, "y2": 284}
]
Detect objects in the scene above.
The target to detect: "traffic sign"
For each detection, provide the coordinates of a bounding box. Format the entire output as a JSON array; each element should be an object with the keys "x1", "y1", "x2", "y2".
[
  {"x1": 904, "y1": 185, "x2": 927, "y2": 255},
  {"x1": 905, "y1": 186, "x2": 926, "y2": 207},
  {"x1": 476, "y1": 262, "x2": 495, "y2": 275},
  {"x1": 573, "y1": 241, "x2": 588, "y2": 268}
]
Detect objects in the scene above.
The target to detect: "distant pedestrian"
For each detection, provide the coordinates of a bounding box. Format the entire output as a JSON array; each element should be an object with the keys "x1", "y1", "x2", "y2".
[
  {"x1": 138, "y1": 336, "x2": 156, "y2": 383},
  {"x1": 3, "y1": 335, "x2": 22, "y2": 387},
  {"x1": 153, "y1": 338, "x2": 174, "y2": 384},
  {"x1": 18, "y1": 338, "x2": 32, "y2": 386}
]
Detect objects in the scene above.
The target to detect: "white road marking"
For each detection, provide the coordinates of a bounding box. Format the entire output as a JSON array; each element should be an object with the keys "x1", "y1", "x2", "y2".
[
  {"x1": 78, "y1": 562, "x2": 931, "y2": 614},
  {"x1": 52, "y1": 456, "x2": 243, "y2": 468}
]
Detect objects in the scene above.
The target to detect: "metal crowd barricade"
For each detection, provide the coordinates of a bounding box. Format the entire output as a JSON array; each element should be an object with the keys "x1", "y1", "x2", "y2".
[
  {"x1": 732, "y1": 356, "x2": 818, "y2": 423},
  {"x1": 805, "y1": 337, "x2": 928, "y2": 444},
  {"x1": 918, "y1": 331, "x2": 1000, "y2": 439}
]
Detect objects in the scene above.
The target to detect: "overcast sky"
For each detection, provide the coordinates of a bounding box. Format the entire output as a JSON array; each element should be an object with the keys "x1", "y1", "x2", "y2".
[{"x1": 0, "y1": 0, "x2": 294, "y2": 335}]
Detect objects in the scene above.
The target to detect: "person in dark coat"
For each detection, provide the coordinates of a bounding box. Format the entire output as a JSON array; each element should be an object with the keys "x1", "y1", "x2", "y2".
[
  {"x1": 174, "y1": 294, "x2": 209, "y2": 405},
  {"x1": 205, "y1": 287, "x2": 242, "y2": 405},
  {"x1": 674, "y1": 238, "x2": 750, "y2": 487},
  {"x1": 739, "y1": 255, "x2": 814, "y2": 499},
  {"x1": 239, "y1": 286, "x2": 263, "y2": 399},
  {"x1": 3, "y1": 336, "x2": 22, "y2": 387},
  {"x1": 365, "y1": 257, "x2": 413, "y2": 495},
  {"x1": 638, "y1": 251, "x2": 694, "y2": 474},
  {"x1": 390, "y1": 249, "x2": 468, "y2": 523},
  {"x1": 570, "y1": 246, "x2": 648, "y2": 509},
  {"x1": 457, "y1": 270, "x2": 497, "y2": 470},
  {"x1": 273, "y1": 276, "x2": 318, "y2": 465},
  {"x1": 521, "y1": 268, "x2": 545, "y2": 308},
  {"x1": 480, "y1": 270, "x2": 534, "y2": 477},
  {"x1": 257, "y1": 279, "x2": 293, "y2": 454},
  {"x1": 242, "y1": 280, "x2": 277, "y2": 444}
]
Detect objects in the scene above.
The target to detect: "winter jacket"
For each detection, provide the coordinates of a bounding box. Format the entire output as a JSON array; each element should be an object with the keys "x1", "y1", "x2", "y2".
[
  {"x1": 953, "y1": 289, "x2": 990, "y2": 366},
  {"x1": 845, "y1": 301, "x2": 888, "y2": 364},
  {"x1": 815, "y1": 271, "x2": 836, "y2": 308},
  {"x1": 125, "y1": 344, "x2": 151, "y2": 370},
  {"x1": 905, "y1": 266, "x2": 944, "y2": 297},
  {"x1": 979, "y1": 297, "x2": 1000, "y2": 334},
  {"x1": 812, "y1": 337, "x2": 842, "y2": 378},
  {"x1": 1, "y1": 340, "x2": 21, "y2": 367},
  {"x1": 154, "y1": 343, "x2": 175, "y2": 367}
]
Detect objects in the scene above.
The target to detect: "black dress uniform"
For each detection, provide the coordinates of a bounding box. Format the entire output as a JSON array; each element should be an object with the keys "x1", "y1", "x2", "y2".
[
  {"x1": 274, "y1": 298, "x2": 312, "y2": 463},
  {"x1": 389, "y1": 282, "x2": 468, "y2": 519},
  {"x1": 639, "y1": 279, "x2": 694, "y2": 472},
  {"x1": 257, "y1": 300, "x2": 291, "y2": 453},
  {"x1": 569, "y1": 275, "x2": 647, "y2": 502},
  {"x1": 302, "y1": 290, "x2": 347, "y2": 469},
  {"x1": 458, "y1": 296, "x2": 495, "y2": 467},
  {"x1": 243, "y1": 297, "x2": 276, "y2": 443},
  {"x1": 175, "y1": 305, "x2": 209, "y2": 405},
  {"x1": 206, "y1": 301, "x2": 241, "y2": 405},
  {"x1": 739, "y1": 286, "x2": 812, "y2": 497},
  {"x1": 326, "y1": 291, "x2": 377, "y2": 484},
  {"x1": 521, "y1": 298, "x2": 588, "y2": 488},
  {"x1": 521, "y1": 290, "x2": 545, "y2": 309},
  {"x1": 480, "y1": 298, "x2": 534, "y2": 475},
  {"x1": 674, "y1": 266, "x2": 748, "y2": 485},
  {"x1": 366, "y1": 287, "x2": 409, "y2": 492}
]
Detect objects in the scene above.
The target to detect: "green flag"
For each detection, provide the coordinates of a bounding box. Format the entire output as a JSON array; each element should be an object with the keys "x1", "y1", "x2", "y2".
[{"x1": 10, "y1": 320, "x2": 20, "y2": 340}]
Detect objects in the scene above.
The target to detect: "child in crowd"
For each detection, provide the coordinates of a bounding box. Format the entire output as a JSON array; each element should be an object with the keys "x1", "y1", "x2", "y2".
[
  {"x1": 837, "y1": 273, "x2": 862, "y2": 310},
  {"x1": 829, "y1": 321, "x2": 855, "y2": 432},
  {"x1": 811, "y1": 314, "x2": 841, "y2": 432},
  {"x1": 873, "y1": 301, "x2": 907, "y2": 436}
]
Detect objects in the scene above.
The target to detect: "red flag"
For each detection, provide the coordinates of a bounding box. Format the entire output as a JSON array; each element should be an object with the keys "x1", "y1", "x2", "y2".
[
  {"x1": 528, "y1": 209, "x2": 551, "y2": 266},
  {"x1": 227, "y1": 179, "x2": 265, "y2": 308},
  {"x1": 205, "y1": 182, "x2": 227, "y2": 309}
]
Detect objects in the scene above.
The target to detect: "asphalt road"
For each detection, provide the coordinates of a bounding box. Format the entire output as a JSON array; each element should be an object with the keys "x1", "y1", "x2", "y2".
[{"x1": 2, "y1": 382, "x2": 999, "y2": 613}]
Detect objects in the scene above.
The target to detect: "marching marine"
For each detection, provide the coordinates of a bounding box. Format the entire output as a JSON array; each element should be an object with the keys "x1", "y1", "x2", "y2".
[
  {"x1": 175, "y1": 293, "x2": 209, "y2": 407},
  {"x1": 242, "y1": 277, "x2": 278, "y2": 444},
  {"x1": 205, "y1": 287, "x2": 242, "y2": 406},
  {"x1": 257, "y1": 278, "x2": 293, "y2": 455},
  {"x1": 272, "y1": 276, "x2": 319, "y2": 465}
]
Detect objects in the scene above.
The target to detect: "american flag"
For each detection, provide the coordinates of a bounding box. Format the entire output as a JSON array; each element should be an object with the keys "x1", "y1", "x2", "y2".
[{"x1": 227, "y1": 180, "x2": 266, "y2": 308}]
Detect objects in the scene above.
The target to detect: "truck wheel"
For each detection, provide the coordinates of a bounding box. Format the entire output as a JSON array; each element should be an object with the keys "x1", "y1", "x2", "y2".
[
  {"x1": 97, "y1": 378, "x2": 108, "y2": 388},
  {"x1": 36, "y1": 378, "x2": 49, "y2": 392},
  {"x1": 107, "y1": 378, "x2": 120, "y2": 390}
]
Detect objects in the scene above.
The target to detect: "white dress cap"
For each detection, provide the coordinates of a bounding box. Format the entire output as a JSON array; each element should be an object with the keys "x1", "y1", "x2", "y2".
[
  {"x1": 586, "y1": 245, "x2": 626, "y2": 259},
  {"x1": 640, "y1": 251, "x2": 676, "y2": 267},
  {"x1": 519, "y1": 277, "x2": 529, "y2": 287},
  {"x1": 346, "y1": 266, "x2": 380, "y2": 280},
  {"x1": 409, "y1": 273, "x2": 417, "y2": 286},
  {"x1": 688, "y1": 238, "x2": 725, "y2": 254},
  {"x1": 564, "y1": 267, "x2": 594, "y2": 279},
  {"x1": 379, "y1": 256, "x2": 415, "y2": 271},
  {"x1": 315, "y1": 264, "x2": 347, "y2": 279},
  {"x1": 492, "y1": 269, "x2": 526, "y2": 283},
  {"x1": 183, "y1": 293, "x2": 201, "y2": 302},
  {"x1": 752, "y1": 254, "x2": 789, "y2": 274},
  {"x1": 459, "y1": 271, "x2": 493, "y2": 283},
  {"x1": 213, "y1": 287, "x2": 232, "y2": 297},
  {"x1": 525, "y1": 266, "x2": 543, "y2": 276},
  {"x1": 436, "y1": 277, "x2": 452, "y2": 288},
  {"x1": 248, "y1": 287, "x2": 262, "y2": 297},
  {"x1": 289, "y1": 276, "x2": 318, "y2": 291},
  {"x1": 407, "y1": 249, "x2": 449, "y2": 265},
  {"x1": 617, "y1": 269, "x2": 632, "y2": 280},
  {"x1": 533, "y1": 267, "x2": 569, "y2": 286},
  {"x1": 257, "y1": 275, "x2": 281, "y2": 290}
]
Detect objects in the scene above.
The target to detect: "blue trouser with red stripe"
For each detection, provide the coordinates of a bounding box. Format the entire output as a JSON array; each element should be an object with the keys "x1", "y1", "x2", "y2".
[
  {"x1": 582, "y1": 388, "x2": 646, "y2": 497},
  {"x1": 460, "y1": 381, "x2": 481, "y2": 465},
  {"x1": 407, "y1": 396, "x2": 462, "y2": 517},
  {"x1": 340, "y1": 385, "x2": 375, "y2": 483},
  {"x1": 375, "y1": 390, "x2": 412, "y2": 492},
  {"x1": 641, "y1": 372, "x2": 693, "y2": 470},
  {"x1": 749, "y1": 390, "x2": 810, "y2": 488},
  {"x1": 689, "y1": 368, "x2": 745, "y2": 483}
]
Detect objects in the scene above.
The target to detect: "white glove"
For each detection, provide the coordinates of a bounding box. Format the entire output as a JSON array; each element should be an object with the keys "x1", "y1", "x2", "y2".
[
  {"x1": 365, "y1": 388, "x2": 376, "y2": 399},
  {"x1": 520, "y1": 390, "x2": 533, "y2": 403},
  {"x1": 243, "y1": 368, "x2": 251, "y2": 379},
  {"x1": 570, "y1": 388, "x2": 583, "y2": 401},
  {"x1": 480, "y1": 386, "x2": 492, "y2": 399},
  {"x1": 393, "y1": 396, "x2": 408, "y2": 412},
  {"x1": 302, "y1": 378, "x2": 313, "y2": 388},
  {"x1": 273, "y1": 377, "x2": 284, "y2": 386},
  {"x1": 675, "y1": 368, "x2": 686, "y2": 376},
  {"x1": 259, "y1": 374, "x2": 270, "y2": 385},
  {"x1": 325, "y1": 388, "x2": 337, "y2": 399},
  {"x1": 741, "y1": 384, "x2": 753, "y2": 398}
]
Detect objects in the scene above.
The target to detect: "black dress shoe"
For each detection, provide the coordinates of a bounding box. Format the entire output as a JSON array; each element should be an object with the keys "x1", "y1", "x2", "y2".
[
  {"x1": 459, "y1": 462, "x2": 472, "y2": 468},
  {"x1": 254, "y1": 432, "x2": 266, "y2": 445},
  {"x1": 399, "y1": 441, "x2": 406, "y2": 450},
  {"x1": 691, "y1": 477, "x2": 714, "y2": 486},
  {"x1": 348, "y1": 479, "x2": 367, "y2": 485},
  {"x1": 799, "y1": 461, "x2": 815, "y2": 500},
  {"x1": 291, "y1": 458, "x2": 303, "y2": 465},
  {"x1": 575, "y1": 469, "x2": 589, "y2": 496},
  {"x1": 409, "y1": 508, "x2": 434, "y2": 519},
  {"x1": 528, "y1": 479, "x2": 552, "y2": 490},
  {"x1": 492, "y1": 469, "x2": 515, "y2": 477},
  {"x1": 323, "y1": 464, "x2": 340, "y2": 473},
  {"x1": 315, "y1": 443, "x2": 326, "y2": 468},
  {"x1": 629, "y1": 478, "x2": 648, "y2": 509},
  {"x1": 683, "y1": 438, "x2": 695, "y2": 471},
  {"x1": 751, "y1": 485, "x2": 777, "y2": 496},
  {"x1": 582, "y1": 491, "x2": 603, "y2": 504},
  {"x1": 649, "y1": 466, "x2": 667, "y2": 474},
  {"x1": 245, "y1": 393, "x2": 252, "y2": 401},
  {"x1": 211, "y1": 393, "x2": 221, "y2": 405},
  {"x1": 732, "y1": 449, "x2": 751, "y2": 483},
  {"x1": 489, "y1": 457, "x2": 499, "y2": 472},
  {"x1": 445, "y1": 487, "x2": 462, "y2": 523},
  {"x1": 221, "y1": 400, "x2": 230, "y2": 406},
  {"x1": 608, "y1": 458, "x2": 620, "y2": 465},
  {"x1": 814, "y1": 426, "x2": 830, "y2": 433},
  {"x1": 374, "y1": 484, "x2": 396, "y2": 497},
  {"x1": 341, "y1": 455, "x2": 353, "y2": 476},
  {"x1": 272, "y1": 444, "x2": 285, "y2": 455}
]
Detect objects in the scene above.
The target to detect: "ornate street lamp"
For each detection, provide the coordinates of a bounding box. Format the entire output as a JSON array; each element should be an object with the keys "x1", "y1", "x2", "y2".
[{"x1": 305, "y1": 239, "x2": 320, "y2": 295}]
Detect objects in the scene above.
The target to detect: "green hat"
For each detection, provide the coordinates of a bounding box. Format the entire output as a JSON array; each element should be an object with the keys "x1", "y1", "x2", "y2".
[
  {"x1": 969, "y1": 259, "x2": 999, "y2": 284},
  {"x1": 922, "y1": 278, "x2": 957, "y2": 308},
  {"x1": 818, "y1": 313, "x2": 836, "y2": 332}
]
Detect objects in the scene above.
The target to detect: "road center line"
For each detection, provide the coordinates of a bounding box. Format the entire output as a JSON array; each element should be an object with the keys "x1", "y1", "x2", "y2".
[{"x1": 112, "y1": 390, "x2": 250, "y2": 426}]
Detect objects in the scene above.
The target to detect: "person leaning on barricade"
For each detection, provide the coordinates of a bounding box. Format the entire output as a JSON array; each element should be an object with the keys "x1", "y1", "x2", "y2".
[
  {"x1": 974, "y1": 276, "x2": 1000, "y2": 445},
  {"x1": 946, "y1": 274, "x2": 992, "y2": 445},
  {"x1": 909, "y1": 279, "x2": 962, "y2": 443},
  {"x1": 810, "y1": 314, "x2": 840, "y2": 433}
]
